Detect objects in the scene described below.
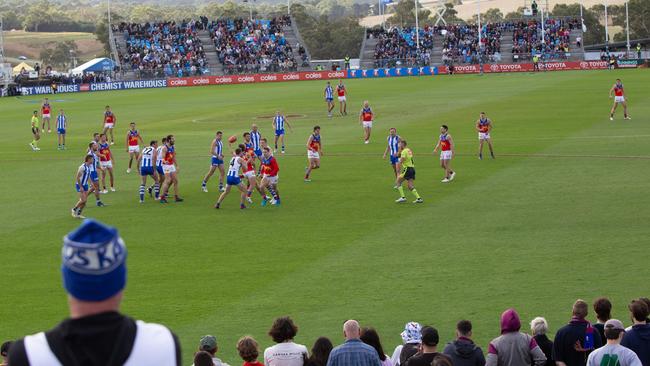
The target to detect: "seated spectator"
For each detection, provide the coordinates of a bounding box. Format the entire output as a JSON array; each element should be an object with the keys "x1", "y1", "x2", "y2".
[
  {"x1": 620, "y1": 299, "x2": 650, "y2": 365},
  {"x1": 390, "y1": 322, "x2": 422, "y2": 366},
  {"x1": 593, "y1": 297, "x2": 612, "y2": 342},
  {"x1": 586, "y1": 319, "x2": 642, "y2": 366},
  {"x1": 443, "y1": 320, "x2": 485, "y2": 366},
  {"x1": 404, "y1": 326, "x2": 451, "y2": 366},
  {"x1": 305, "y1": 337, "x2": 333, "y2": 366},
  {"x1": 486, "y1": 308, "x2": 547, "y2": 366},
  {"x1": 7, "y1": 219, "x2": 181, "y2": 366},
  {"x1": 264, "y1": 316, "x2": 308, "y2": 366},
  {"x1": 530, "y1": 317, "x2": 554, "y2": 366},
  {"x1": 552, "y1": 299, "x2": 602, "y2": 366},
  {"x1": 237, "y1": 336, "x2": 263, "y2": 366},
  {"x1": 360, "y1": 327, "x2": 392, "y2": 366},
  {"x1": 196, "y1": 351, "x2": 216, "y2": 366},
  {"x1": 327, "y1": 320, "x2": 381, "y2": 366},
  {"x1": 194, "y1": 335, "x2": 229, "y2": 366}
]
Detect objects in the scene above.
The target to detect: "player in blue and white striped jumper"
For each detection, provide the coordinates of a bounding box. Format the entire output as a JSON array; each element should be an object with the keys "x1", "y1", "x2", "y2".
[
  {"x1": 250, "y1": 124, "x2": 263, "y2": 159},
  {"x1": 324, "y1": 81, "x2": 335, "y2": 117},
  {"x1": 382, "y1": 128, "x2": 401, "y2": 178},
  {"x1": 272, "y1": 111, "x2": 292, "y2": 154},
  {"x1": 138, "y1": 141, "x2": 159, "y2": 203},
  {"x1": 72, "y1": 155, "x2": 93, "y2": 218},
  {"x1": 56, "y1": 109, "x2": 67, "y2": 150},
  {"x1": 202, "y1": 132, "x2": 225, "y2": 193}
]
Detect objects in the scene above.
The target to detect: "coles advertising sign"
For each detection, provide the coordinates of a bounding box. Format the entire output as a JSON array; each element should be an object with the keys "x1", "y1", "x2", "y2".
[{"x1": 167, "y1": 71, "x2": 347, "y2": 87}]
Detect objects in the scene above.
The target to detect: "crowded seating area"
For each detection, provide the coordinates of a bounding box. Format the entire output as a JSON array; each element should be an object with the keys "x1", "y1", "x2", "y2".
[
  {"x1": 371, "y1": 26, "x2": 435, "y2": 68},
  {"x1": 115, "y1": 20, "x2": 210, "y2": 78},
  {"x1": 512, "y1": 18, "x2": 581, "y2": 61},
  {"x1": 440, "y1": 23, "x2": 509, "y2": 65},
  {"x1": 208, "y1": 16, "x2": 300, "y2": 74}
]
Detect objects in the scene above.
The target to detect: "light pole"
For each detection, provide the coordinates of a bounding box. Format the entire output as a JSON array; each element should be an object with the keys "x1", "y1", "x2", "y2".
[
  {"x1": 625, "y1": 1, "x2": 630, "y2": 57},
  {"x1": 288, "y1": 0, "x2": 290, "y2": 15},
  {"x1": 604, "y1": 0, "x2": 609, "y2": 49},
  {"x1": 414, "y1": 0, "x2": 419, "y2": 49}
]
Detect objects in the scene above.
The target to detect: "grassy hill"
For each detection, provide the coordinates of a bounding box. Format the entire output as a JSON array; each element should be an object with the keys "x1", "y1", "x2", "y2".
[{"x1": 3, "y1": 31, "x2": 105, "y2": 68}]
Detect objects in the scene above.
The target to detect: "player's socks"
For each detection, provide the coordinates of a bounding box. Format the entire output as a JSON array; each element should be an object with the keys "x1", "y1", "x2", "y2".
[
  {"x1": 479, "y1": 153, "x2": 483, "y2": 160},
  {"x1": 490, "y1": 152, "x2": 495, "y2": 159},
  {"x1": 397, "y1": 186, "x2": 405, "y2": 198},
  {"x1": 139, "y1": 185, "x2": 145, "y2": 201},
  {"x1": 247, "y1": 190, "x2": 253, "y2": 197},
  {"x1": 154, "y1": 184, "x2": 160, "y2": 198},
  {"x1": 411, "y1": 189, "x2": 421, "y2": 199},
  {"x1": 268, "y1": 187, "x2": 279, "y2": 200},
  {"x1": 240, "y1": 204, "x2": 246, "y2": 209},
  {"x1": 201, "y1": 181, "x2": 207, "y2": 188},
  {"x1": 282, "y1": 145, "x2": 285, "y2": 152}
]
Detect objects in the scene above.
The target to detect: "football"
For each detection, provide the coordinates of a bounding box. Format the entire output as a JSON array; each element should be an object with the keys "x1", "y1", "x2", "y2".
[{"x1": 228, "y1": 135, "x2": 237, "y2": 143}]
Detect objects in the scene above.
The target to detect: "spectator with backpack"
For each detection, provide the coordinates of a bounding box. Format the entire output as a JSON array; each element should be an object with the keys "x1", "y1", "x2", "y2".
[{"x1": 553, "y1": 299, "x2": 603, "y2": 366}]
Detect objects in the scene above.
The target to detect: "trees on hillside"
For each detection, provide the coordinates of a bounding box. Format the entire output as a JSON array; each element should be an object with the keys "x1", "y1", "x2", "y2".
[{"x1": 387, "y1": 0, "x2": 431, "y2": 27}]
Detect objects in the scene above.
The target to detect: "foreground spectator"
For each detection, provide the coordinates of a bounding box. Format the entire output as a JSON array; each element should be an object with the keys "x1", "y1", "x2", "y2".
[
  {"x1": 264, "y1": 316, "x2": 308, "y2": 366},
  {"x1": 530, "y1": 317, "x2": 554, "y2": 366},
  {"x1": 586, "y1": 319, "x2": 642, "y2": 366},
  {"x1": 196, "y1": 351, "x2": 216, "y2": 366},
  {"x1": 593, "y1": 297, "x2": 612, "y2": 342},
  {"x1": 486, "y1": 308, "x2": 547, "y2": 366},
  {"x1": 404, "y1": 326, "x2": 451, "y2": 366},
  {"x1": 1, "y1": 341, "x2": 11, "y2": 366},
  {"x1": 327, "y1": 320, "x2": 381, "y2": 366},
  {"x1": 305, "y1": 337, "x2": 333, "y2": 366},
  {"x1": 238, "y1": 336, "x2": 264, "y2": 366},
  {"x1": 443, "y1": 320, "x2": 485, "y2": 366},
  {"x1": 194, "y1": 335, "x2": 230, "y2": 366},
  {"x1": 620, "y1": 299, "x2": 650, "y2": 364},
  {"x1": 391, "y1": 322, "x2": 422, "y2": 366},
  {"x1": 553, "y1": 299, "x2": 602, "y2": 366},
  {"x1": 8, "y1": 219, "x2": 181, "y2": 366},
  {"x1": 360, "y1": 327, "x2": 392, "y2": 366}
]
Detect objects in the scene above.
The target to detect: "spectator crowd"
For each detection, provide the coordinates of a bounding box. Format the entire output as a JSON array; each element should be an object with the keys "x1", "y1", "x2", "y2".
[
  {"x1": 115, "y1": 19, "x2": 210, "y2": 78},
  {"x1": 370, "y1": 26, "x2": 434, "y2": 68},
  {"x1": 512, "y1": 18, "x2": 581, "y2": 62},
  {"x1": 207, "y1": 16, "x2": 301, "y2": 75}
]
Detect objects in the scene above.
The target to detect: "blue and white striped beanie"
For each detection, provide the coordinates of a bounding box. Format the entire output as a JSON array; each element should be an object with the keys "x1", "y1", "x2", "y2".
[{"x1": 61, "y1": 219, "x2": 127, "y2": 301}]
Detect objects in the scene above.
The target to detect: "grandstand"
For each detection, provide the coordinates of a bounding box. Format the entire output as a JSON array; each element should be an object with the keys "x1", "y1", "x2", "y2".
[
  {"x1": 112, "y1": 16, "x2": 312, "y2": 79},
  {"x1": 359, "y1": 17, "x2": 585, "y2": 68}
]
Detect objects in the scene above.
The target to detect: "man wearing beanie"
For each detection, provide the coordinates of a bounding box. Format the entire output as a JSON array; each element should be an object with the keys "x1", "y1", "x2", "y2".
[
  {"x1": 404, "y1": 326, "x2": 451, "y2": 366},
  {"x1": 8, "y1": 219, "x2": 181, "y2": 366},
  {"x1": 486, "y1": 308, "x2": 547, "y2": 366}
]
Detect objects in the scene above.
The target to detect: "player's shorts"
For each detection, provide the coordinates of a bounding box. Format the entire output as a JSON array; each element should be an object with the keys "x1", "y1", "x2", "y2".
[
  {"x1": 401, "y1": 167, "x2": 416, "y2": 180},
  {"x1": 226, "y1": 175, "x2": 241, "y2": 186},
  {"x1": 75, "y1": 183, "x2": 89, "y2": 192},
  {"x1": 42, "y1": 113, "x2": 51, "y2": 119},
  {"x1": 308, "y1": 150, "x2": 320, "y2": 160},
  {"x1": 254, "y1": 148, "x2": 263, "y2": 157},
  {"x1": 104, "y1": 123, "x2": 114, "y2": 129},
  {"x1": 140, "y1": 167, "x2": 154, "y2": 176},
  {"x1": 243, "y1": 170, "x2": 256, "y2": 179},
  {"x1": 156, "y1": 164, "x2": 164, "y2": 175},
  {"x1": 478, "y1": 132, "x2": 490, "y2": 140},
  {"x1": 90, "y1": 171, "x2": 99, "y2": 182},
  {"x1": 32, "y1": 127, "x2": 39, "y2": 135},
  {"x1": 265, "y1": 175, "x2": 278, "y2": 185},
  {"x1": 615, "y1": 96, "x2": 625, "y2": 103},
  {"x1": 162, "y1": 164, "x2": 176, "y2": 174},
  {"x1": 211, "y1": 156, "x2": 224, "y2": 166},
  {"x1": 390, "y1": 155, "x2": 399, "y2": 165},
  {"x1": 128, "y1": 145, "x2": 140, "y2": 153},
  {"x1": 338, "y1": 96, "x2": 346, "y2": 102},
  {"x1": 440, "y1": 150, "x2": 453, "y2": 160},
  {"x1": 275, "y1": 129, "x2": 285, "y2": 136},
  {"x1": 57, "y1": 128, "x2": 66, "y2": 135},
  {"x1": 363, "y1": 121, "x2": 373, "y2": 128},
  {"x1": 100, "y1": 161, "x2": 113, "y2": 169},
  {"x1": 326, "y1": 98, "x2": 333, "y2": 103}
]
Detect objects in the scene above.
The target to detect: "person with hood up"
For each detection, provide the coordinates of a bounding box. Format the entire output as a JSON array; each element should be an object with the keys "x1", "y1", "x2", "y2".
[
  {"x1": 443, "y1": 320, "x2": 485, "y2": 366},
  {"x1": 486, "y1": 308, "x2": 547, "y2": 366}
]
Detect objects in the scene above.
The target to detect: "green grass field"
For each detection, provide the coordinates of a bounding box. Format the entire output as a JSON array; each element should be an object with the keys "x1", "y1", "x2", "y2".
[
  {"x1": 1, "y1": 70, "x2": 649, "y2": 364},
  {"x1": 3, "y1": 31, "x2": 104, "y2": 65}
]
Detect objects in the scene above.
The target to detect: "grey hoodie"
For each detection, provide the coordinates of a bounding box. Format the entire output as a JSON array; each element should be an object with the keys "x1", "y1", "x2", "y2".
[{"x1": 486, "y1": 309, "x2": 547, "y2": 366}]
